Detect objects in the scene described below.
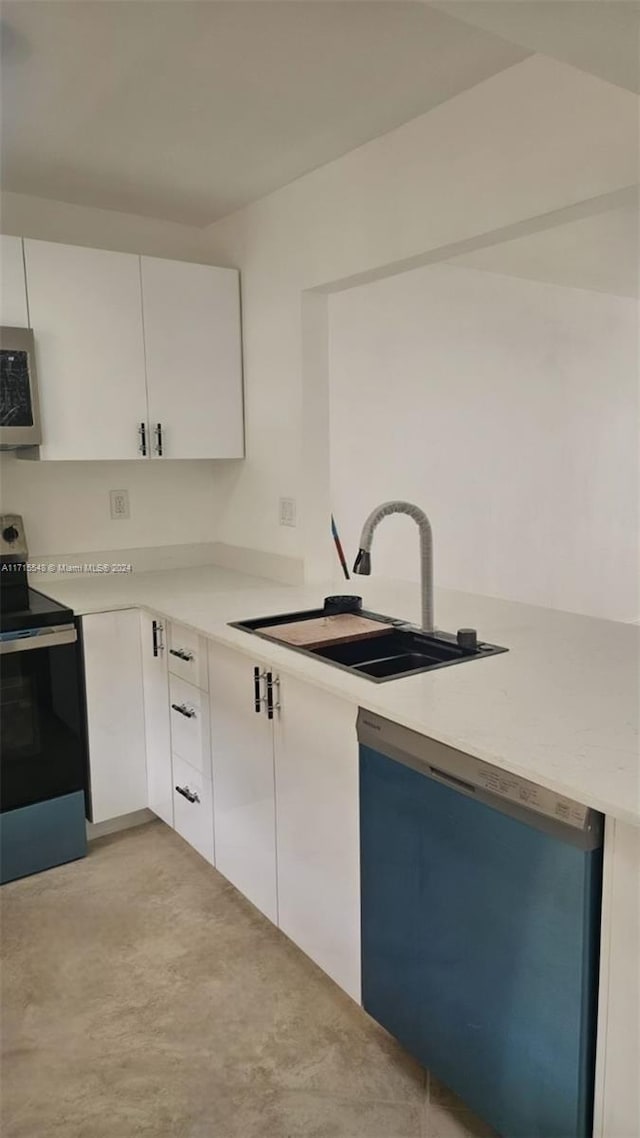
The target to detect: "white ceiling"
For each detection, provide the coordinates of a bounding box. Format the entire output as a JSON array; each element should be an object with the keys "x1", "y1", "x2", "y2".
[
  {"x1": 432, "y1": 1, "x2": 640, "y2": 94},
  {"x1": 1, "y1": 2, "x2": 636, "y2": 229},
  {"x1": 0, "y1": 1, "x2": 531, "y2": 225},
  {"x1": 448, "y1": 205, "x2": 639, "y2": 298}
]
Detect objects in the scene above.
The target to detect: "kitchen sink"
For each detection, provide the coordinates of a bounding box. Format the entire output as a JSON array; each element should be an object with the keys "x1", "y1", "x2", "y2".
[
  {"x1": 313, "y1": 628, "x2": 480, "y2": 678},
  {"x1": 230, "y1": 603, "x2": 507, "y2": 682}
]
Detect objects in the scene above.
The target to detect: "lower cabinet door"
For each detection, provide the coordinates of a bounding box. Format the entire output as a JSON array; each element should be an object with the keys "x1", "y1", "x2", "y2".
[
  {"x1": 140, "y1": 612, "x2": 172, "y2": 826},
  {"x1": 82, "y1": 610, "x2": 147, "y2": 824},
  {"x1": 274, "y1": 674, "x2": 360, "y2": 1001},
  {"x1": 208, "y1": 642, "x2": 277, "y2": 924},
  {"x1": 172, "y1": 754, "x2": 214, "y2": 865},
  {"x1": 594, "y1": 820, "x2": 640, "y2": 1138}
]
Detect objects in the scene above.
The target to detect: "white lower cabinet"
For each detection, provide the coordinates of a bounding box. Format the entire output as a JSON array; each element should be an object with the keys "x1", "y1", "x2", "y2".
[
  {"x1": 274, "y1": 675, "x2": 360, "y2": 1001},
  {"x1": 172, "y1": 754, "x2": 214, "y2": 865},
  {"x1": 140, "y1": 616, "x2": 214, "y2": 863},
  {"x1": 208, "y1": 644, "x2": 278, "y2": 923},
  {"x1": 208, "y1": 641, "x2": 360, "y2": 998},
  {"x1": 90, "y1": 617, "x2": 360, "y2": 997},
  {"x1": 82, "y1": 610, "x2": 147, "y2": 823},
  {"x1": 593, "y1": 819, "x2": 640, "y2": 1138},
  {"x1": 140, "y1": 612, "x2": 173, "y2": 826}
]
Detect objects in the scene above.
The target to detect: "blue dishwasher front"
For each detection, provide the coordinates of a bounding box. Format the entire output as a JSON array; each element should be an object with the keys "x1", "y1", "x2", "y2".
[{"x1": 358, "y1": 711, "x2": 603, "y2": 1138}]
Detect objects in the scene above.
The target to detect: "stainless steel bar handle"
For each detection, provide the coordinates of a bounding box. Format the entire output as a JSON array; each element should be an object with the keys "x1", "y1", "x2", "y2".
[
  {"x1": 0, "y1": 624, "x2": 77, "y2": 655},
  {"x1": 254, "y1": 666, "x2": 268, "y2": 713},
  {"x1": 138, "y1": 422, "x2": 147, "y2": 456},
  {"x1": 266, "y1": 672, "x2": 281, "y2": 720},
  {"x1": 175, "y1": 785, "x2": 200, "y2": 804},
  {"x1": 152, "y1": 619, "x2": 165, "y2": 657},
  {"x1": 169, "y1": 648, "x2": 194, "y2": 662},
  {"x1": 171, "y1": 702, "x2": 196, "y2": 719}
]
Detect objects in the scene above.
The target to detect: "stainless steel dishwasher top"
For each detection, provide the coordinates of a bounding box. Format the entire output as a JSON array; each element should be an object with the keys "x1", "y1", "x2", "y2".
[{"x1": 357, "y1": 710, "x2": 603, "y2": 849}]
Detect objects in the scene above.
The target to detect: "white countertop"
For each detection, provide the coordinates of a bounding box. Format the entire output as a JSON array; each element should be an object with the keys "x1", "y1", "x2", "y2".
[{"x1": 39, "y1": 564, "x2": 639, "y2": 826}]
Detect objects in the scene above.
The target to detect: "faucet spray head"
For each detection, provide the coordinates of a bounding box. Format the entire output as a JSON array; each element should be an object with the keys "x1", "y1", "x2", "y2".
[{"x1": 353, "y1": 548, "x2": 371, "y2": 575}]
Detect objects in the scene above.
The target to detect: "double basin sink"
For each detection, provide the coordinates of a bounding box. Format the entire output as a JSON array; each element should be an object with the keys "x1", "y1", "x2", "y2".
[{"x1": 231, "y1": 602, "x2": 507, "y2": 683}]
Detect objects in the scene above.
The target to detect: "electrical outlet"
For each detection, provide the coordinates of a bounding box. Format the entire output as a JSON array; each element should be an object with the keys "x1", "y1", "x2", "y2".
[
  {"x1": 110, "y1": 489, "x2": 130, "y2": 520},
  {"x1": 279, "y1": 497, "x2": 297, "y2": 527}
]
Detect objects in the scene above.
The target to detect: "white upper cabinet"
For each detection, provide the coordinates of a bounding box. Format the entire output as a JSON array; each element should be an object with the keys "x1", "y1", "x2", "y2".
[
  {"x1": 16, "y1": 239, "x2": 244, "y2": 460},
  {"x1": 23, "y1": 239, "x2": 148, "y2": 460},
  {"x1": 140, "y1": 256, "x2": 244, "y2": 459},
  {"x1": 0, "y1": 236, "x2": 29, "y2": 327}
]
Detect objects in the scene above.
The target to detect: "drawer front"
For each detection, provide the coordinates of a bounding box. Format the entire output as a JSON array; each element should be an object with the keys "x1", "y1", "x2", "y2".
[
  {"x1": 172, "y1": 754, "x2": 214, "y2": 865},
  {"x1": 169, "y1": 675, "x2": 210, "y2": 775},
  {"x1": 168, "y1": 624, "x2": 208, "y2": 690}
]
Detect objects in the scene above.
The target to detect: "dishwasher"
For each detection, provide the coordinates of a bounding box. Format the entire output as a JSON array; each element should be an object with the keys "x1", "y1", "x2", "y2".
[{"x1": 358, "y1": 711, "x2": 603, "y2": 1138}]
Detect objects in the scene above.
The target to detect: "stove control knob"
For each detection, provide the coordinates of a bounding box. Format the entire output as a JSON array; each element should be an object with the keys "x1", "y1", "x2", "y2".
[{"x1": 2, "y1": 525, "x2": 19, "y2": 543}]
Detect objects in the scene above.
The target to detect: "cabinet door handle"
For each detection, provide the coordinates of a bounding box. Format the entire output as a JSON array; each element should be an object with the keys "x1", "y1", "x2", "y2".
[
  {"x1": 154, "y1": 422, "x2": 164, "y2": 456},
  {"x1": 138, "y1": 422, "x2": 147, "y2": 456},
  {"x1": 175, "y1": 784, "x2": 200, "y2": 804},
  {"x1": 152, "y1": 619, "x2": 164, "y2": 657},
  {"x1": 266, "y1": 672, "x2": 281, "y2": 721},
  {"x1": 254, "y1": 666, "x2": 268, "y2": 713},
  {"x1": 169, "y1": 648, "x2": 194, "y2": 662},
  {"x1": 171, "y1": 702, "x2": 196, "y2": 719}
]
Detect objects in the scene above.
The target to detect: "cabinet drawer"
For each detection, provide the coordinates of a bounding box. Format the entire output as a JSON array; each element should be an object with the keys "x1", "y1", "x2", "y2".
[
  {"x1": 168, "y1": 624, "x2": 208, "y2": 690},
  {"x1": 172, "y1": 754, "x2": 214, "y2": 865},
  {"x1": 169, "y1": 675, "x2": 210, "y2": 775}
]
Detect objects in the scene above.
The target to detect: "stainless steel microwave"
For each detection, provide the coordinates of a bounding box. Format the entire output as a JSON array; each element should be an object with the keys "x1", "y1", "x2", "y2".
[{"x1": 0, "y1": 326, "x2": 42, "y2": 449}]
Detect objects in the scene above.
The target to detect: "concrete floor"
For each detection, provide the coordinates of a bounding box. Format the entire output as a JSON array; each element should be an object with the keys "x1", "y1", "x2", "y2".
[{"x1": 2, "y1": 822, "x2": 495, "y2": 1138}]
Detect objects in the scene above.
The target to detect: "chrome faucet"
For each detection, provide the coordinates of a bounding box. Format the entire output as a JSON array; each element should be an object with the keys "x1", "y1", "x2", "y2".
[{"x1": 353, "y1": 500, "x2": 434, "y2": 632}]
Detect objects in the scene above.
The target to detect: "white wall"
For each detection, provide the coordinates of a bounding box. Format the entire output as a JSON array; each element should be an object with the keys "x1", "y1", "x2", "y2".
[
  {"x1": 201, "y1": 54, "x2": 637, "y2": 578},
  {"x1": 0, "y1": 191, "x2": 239, "y2": 556},
  {"x1": 329, "y1": 263, "x2": 639, "y2": 623},
  {"x1": 2, "y1": 56, "x2": 636, "y2": 576},
  {"x1": 0, "y1": 452, "x2": 241, "y2": 558}
]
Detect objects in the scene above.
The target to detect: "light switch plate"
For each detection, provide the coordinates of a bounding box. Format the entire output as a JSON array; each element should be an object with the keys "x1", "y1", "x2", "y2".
[
  {"x1": 279, "y1": 497, "x2": 297, "y2": 527},
  {"x1": 110, "y1": 489, "x2": 130, "y2": 520}
]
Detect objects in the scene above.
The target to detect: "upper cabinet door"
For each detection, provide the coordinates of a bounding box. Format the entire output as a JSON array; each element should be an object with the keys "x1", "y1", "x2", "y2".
[
  {"x1": 0, "y1": 236, "x2": 29, "y2": 327},
  {"x1": 23, "y1": 240, "x2": 148, "y2": 460},
  {"x1": 140, "y1": 257, "x2": 244, "y2": 459}
]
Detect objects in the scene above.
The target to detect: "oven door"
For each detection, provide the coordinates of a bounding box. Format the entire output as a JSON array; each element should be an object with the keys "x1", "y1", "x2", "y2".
[{"x1": 0, "y1": 624, "x2": 88, "y2": 813}]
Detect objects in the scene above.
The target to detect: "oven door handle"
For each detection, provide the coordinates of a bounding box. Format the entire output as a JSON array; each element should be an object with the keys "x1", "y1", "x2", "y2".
[{"x1": 0, "y1": 624, "x2": 77, "y2": 655}]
